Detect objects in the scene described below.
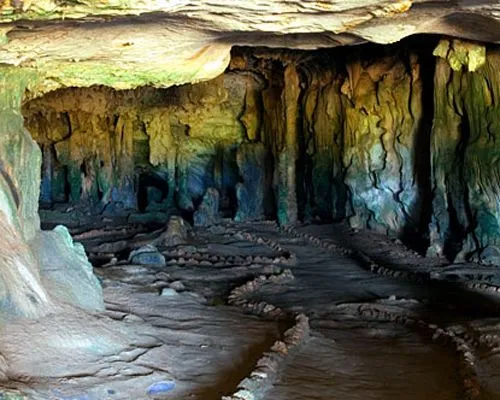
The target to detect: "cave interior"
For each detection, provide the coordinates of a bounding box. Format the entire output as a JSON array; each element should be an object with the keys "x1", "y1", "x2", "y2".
[
  {"x1": 1, "y1": 2, "x2": 500, "y2": 399},
  {"x1": 24, "y1": 38, "x2": 495, "y2": 264}
]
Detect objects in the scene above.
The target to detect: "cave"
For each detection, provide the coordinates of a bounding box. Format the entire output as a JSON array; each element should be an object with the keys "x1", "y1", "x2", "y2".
[{"x1": 2, "y1": 2, "x2": 500, "y2": 400}]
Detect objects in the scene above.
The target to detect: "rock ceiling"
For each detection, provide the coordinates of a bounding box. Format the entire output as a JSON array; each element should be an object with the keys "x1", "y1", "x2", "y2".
[{"x1": 0, "y1": 0, "x2": 499, "y2": 93}]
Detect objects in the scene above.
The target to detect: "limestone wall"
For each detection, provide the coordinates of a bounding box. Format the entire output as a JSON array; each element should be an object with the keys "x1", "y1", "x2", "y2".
[
  {"x1": 23, "y1": 75, "x2": 253, "y2": 217},
  {"x1": 23, "y1": 43, "x2": 431, "y2": 236},
  {"x1": 22, "y1": 39, "x2": 500, "y2": 266},
  {"x1": 429, "y1": 40, "x2": 500, "y2": 265}
]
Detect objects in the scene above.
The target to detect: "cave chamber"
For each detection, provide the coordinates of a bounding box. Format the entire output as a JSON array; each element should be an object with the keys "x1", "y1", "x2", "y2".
[{"x1": 1, "y1": 2, "x2": 500, "y2": 399}]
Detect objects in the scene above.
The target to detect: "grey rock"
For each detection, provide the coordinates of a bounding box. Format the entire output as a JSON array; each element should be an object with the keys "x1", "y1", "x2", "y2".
[
  {"x1": 129, "y1": 245, "x2": 166, "y2": 266},
  {"x1": 29, "y1": 225, "x2": 104, "y2": 312},
  {"x1": 160, "y1": 288, "x2": 178, "y2": 297},
  {"x1": 161, "y1": 216, "x2": 190, "y2": 247},
  {"x1": 169, "y1": 280, "x2": 186, "y2": 291}
]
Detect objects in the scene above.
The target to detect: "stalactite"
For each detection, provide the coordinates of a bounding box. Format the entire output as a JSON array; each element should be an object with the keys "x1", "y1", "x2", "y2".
[{"x1": 143, "y1": 110, "x2": 176, "y2": 209}]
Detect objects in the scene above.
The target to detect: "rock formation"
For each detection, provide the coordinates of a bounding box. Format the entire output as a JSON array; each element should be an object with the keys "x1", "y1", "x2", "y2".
[{"x1": 429, "y1": 39, "x2": 500, "y2": 265}]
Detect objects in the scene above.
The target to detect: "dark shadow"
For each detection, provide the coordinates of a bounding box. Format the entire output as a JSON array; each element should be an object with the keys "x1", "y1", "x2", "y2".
[
  {"x1": 264, "y1": 150, "x2": 278, "y2": 221},
  {"x1": 62, "y1": 165, "x2": 71, "y2": 204},
  {"x1": 295, "y1": 80, "x2": 310, "y2": 222},
  {"x1": 443, "y1": 191, "x2": 466, "y2": 261},
  {"x1": 443, "y1": 108, "x2": 476, "y2": 261},
  {"x1": 401, "y1": 36, "x2": 439, "y2": 254},
  {"x1": 137, "y1": 170, "x2": 169, "y2": 212}
]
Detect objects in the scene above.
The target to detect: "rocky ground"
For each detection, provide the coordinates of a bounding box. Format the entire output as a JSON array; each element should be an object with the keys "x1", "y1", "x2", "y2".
[{"x1": 2, "y1": 218, "x2": 500, "y2": 399}]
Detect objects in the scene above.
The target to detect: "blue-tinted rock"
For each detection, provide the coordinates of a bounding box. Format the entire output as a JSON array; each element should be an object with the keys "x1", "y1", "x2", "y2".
[
  {"x1": 160, "y1": 288, "x2": 178, "y2": 297},
  {"x1": 146, "y1": 381, "x2": 176, "y2": 395},
  {"x1": 235, "y1": 143, "x2": 267, "y2": 221},
  {"x1": 129, "y1": 245, "x2": 166, "y2": 266},
  {"x1": 193, "y1": 188, "x2": 220, "y2": 227}
]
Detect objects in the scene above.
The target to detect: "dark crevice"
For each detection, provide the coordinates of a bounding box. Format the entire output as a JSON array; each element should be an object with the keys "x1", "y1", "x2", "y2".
[
  {"x1": 401, "y1": 39, "x2": 437, "y2": 254},
  {"x1": 443, "y1": 111, "x2": 472, "y2": 261},
  {"x1": 444, "y1": 190, "x2": 465, "y2": 261},
  {"x1": 459, "y1": 109, "x2": 481, "y2": 259}
]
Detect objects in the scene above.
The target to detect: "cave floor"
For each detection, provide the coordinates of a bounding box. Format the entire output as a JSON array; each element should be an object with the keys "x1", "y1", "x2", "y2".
[{"x1": 3, "y1": 219, "x2": 500, "y2": 399}]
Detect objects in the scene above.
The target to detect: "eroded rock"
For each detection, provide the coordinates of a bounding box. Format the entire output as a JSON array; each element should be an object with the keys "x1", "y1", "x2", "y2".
[
  {"x1": 30, "y1": 225, "x2": 104, "y2": 311},
  {"x1": 129, "y1": 245, "x2": 166, "y2": 267},
  {"x1": 430, "y1": 41, "x2": 500, "y2": 263},
  {"x1": 194, "y1": 188, "x2": 220, "y2": 227},
  {"x1": 160, "y1": 216, "x2": 191, "y2": 247}
]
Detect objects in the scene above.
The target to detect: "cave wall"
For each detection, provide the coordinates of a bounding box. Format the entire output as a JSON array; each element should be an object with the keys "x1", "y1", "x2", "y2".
[
  {"x1": 341, "y1": 49, "x2": 426, "y2": 236},
  {"x1": 299, "y1": 57, "x2": 345, "y2": 221},
  {"x1": 23, "y1": 74, "x2": 258, "y2": 219},
  {"x1": 0, "y1": 68, "x2": 50, "y2": 317},
  {"x1": 0, "y1": 68, "x2": 103, "y2": 318},
  {"x1": 25, "y1": 43, "x2": 430, "y2": 233},
  {"x1": 429, "y1": 40, "x2": 500, "y2": 265},
  {"x1": 295, "y1": 42, "x2": 432, "y2": 243},
  {"x1": 24, "y1": 57, "x2": 303, "y2": 224},
  {"x1": 24, "y1": 39, "x2": 500, "y2": 266}
]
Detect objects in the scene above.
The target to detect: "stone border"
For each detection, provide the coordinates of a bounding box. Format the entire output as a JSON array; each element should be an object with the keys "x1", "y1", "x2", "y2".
[
  {"x1": 354, "y1": 302, "x2": 480, "y2": 400},
  {"x1": 228, "y1": 269, "x2": 294, "y2": 319},
  {"x1": 278, "y1": 224, "x2": 500, "y2": 297},
  {"x1": 277, "y1": 224, "x2": 426, "y2": 283},
  {"x1": 461, "y1": 281, "x2": 500, "y2": 295},
  {"x1": 224, "y1": 269, "x2": 310, "y2": 400},
  {"x1": 163, "y1": 220, "x2": 296, "y2": 268},
  {"x1": 218, "y1": 221, "x2": 482, "y2": 399},
  {"x1": 222, "y1": 313, "x2": 309, "y2": 400},
  {"x1": 241, "y1": 222, "x2": 481, "y2": 399}
]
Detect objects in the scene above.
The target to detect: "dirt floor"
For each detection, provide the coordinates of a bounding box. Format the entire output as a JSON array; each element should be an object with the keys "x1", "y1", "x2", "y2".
[{"x1": 2, "y1": 217, "x2": 500, "y2": 399}]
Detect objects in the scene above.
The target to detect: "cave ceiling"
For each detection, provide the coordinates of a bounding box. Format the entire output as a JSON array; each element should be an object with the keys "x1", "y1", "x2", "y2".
[{"x1": 0, "y1": 1, "x2": 498, "y2": 96}]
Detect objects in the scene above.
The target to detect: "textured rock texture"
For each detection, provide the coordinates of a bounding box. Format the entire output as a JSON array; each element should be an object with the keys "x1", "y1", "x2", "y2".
[
  {"x1": 30, "y1": 225, "x2": 104, "y2": 311},
  {"x1": 429, "y1": 39, "x2": 500, "y2": 265},
  {"x1": 0, "y1": 69, "x2": 52, "y2": 318},
  {"x1": 25, "y1": 38, "x2": 500, "y2": 266},
  {"x1": 235, "y1": 143, "x2": 268, "y2": 222},
  {"x1": 0, "y1": 1, "x2": 497, "y2": 96},
  {"x1": 0, "y1": 68, "x2": 103, "y2": 318},
  {"x1": 194, "y1": 188, "x2": 220, "y2": 227},
  {"x1": 23, "y1": 75, "x2": 250, "y2": 216},
  {"x1": 341, "y1": 46, "x2": 426, "y2": 237}
]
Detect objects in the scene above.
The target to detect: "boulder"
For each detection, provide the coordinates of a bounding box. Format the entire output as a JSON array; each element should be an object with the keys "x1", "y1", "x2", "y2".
[
  {"x1": 128, "y1": 245, "x2": 166, "y2": 267},
  {"x1": 30, "y1": 225, "x2": 104, "y2": 311}
]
